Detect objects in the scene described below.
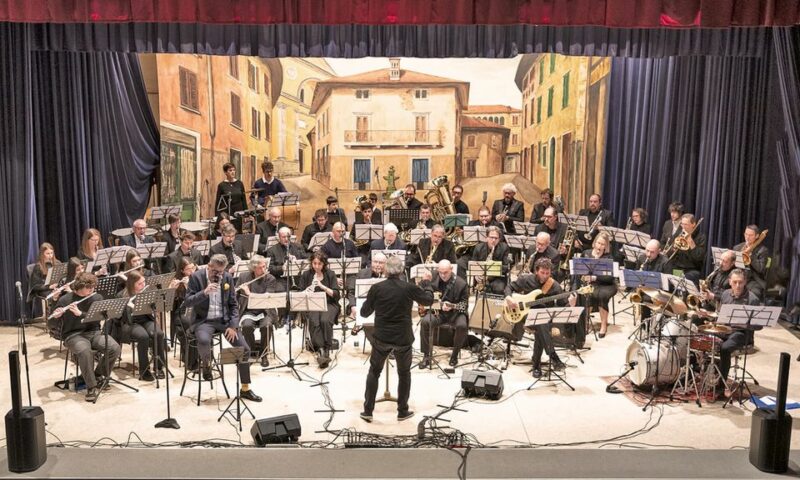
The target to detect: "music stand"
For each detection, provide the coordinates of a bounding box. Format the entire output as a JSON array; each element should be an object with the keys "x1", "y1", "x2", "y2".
[
  {"x1": 570, "y1": 257, "x2": 616, "y2": 341},
  {"x1": 512, "y1": 221, "x2": 537, "y2": 237},
  {"x1": 711, "y1": 247, "x2": 747, "y2": 269},
  {"x1": 462, "y1": 226, "x2": 487, "y2": 244},
  {"x1": 84, "y1": 298, "x2": 139, "y2": 403},
  {"x1": 464, "y1": 260, "x2": 503, "y2": 372},
  {"x1": 145, "y1": 272, "x2": 176, "y2": 291},
  {"x1": 95, "y1": 276, "x2": 121, "y2": 300},
  {"x1": 558, "y1": 213, "x2": 590, "y2": 234},
  {"x1": 386, "y1": 208, "x2": 419, "y2": 233},
  {"x1": 525, "y1": 306, "x2": 584, "y2": 390},
  {"x1": 717, "y1": 304, "x2": 781, "y2": 408},
  {"x1": 266, "y1": 235, "x2": 297, "y2": 250},
  {"x1": 408, "y1": 228, "x2": 432, "y2": 245},
  {"x1": 246, "y1": 292, "x2": 284, "y2": 366},
  {"x1": 262, "y1": 285, "x2": 318, "y2": 380},
  {"x1": 355, "y1": 224, "x2": 383, "y2": 246},
  {"x1": 236, "y1": 234, "x2": 260, "y2": 258},
  {"x1": 193, "y1": 239, "x2": 220, "y2": 257},
  {"x1": 443, "y1": 214, "x2": 470, "y2": 230},
  {"x1": 45, "y1": 263, "x2": 68, "y2": 286},
  {"x1": 149, "y1": 204, "x2": 182, "y2": 224},
  {"x1": 620, "y1": 268, "x2": 662, "y2": 327},
  {"x1": 87, "y1": 246, "x2": 128, "y2": 274},
  {"x1": 600, "y1": 226, "x2": 650, "y2": 249},
  {"x1": 309, "y1": 232, "x2": 333, "y2": 251},
  {"x1": 136, "y1": 242, "x2": 167, "y2": 274},
  {"x1": 371, "y1": 249, "x2": 407, "y2": 264},
  {"x1": 505, "y1": 235, "x2": 537, "y2": 272},
  {"x1": 217, "y1": 346, "x2": 254, "y2": 431},
  {"x1": 329, "y1": 256, "x2": 362, "y2": 337},
  {"x1": 621, "y1": 245, "x2": 646, "y2": 266},
  {"x1": 271, "y1": 192, "x2": 300, "y2": 231},
  {"x1": 232, "y1": 260, "x2": 252, "y2": 278}
]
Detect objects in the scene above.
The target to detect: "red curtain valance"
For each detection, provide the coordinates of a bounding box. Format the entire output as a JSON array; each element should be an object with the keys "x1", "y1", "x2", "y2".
[{"x1": 1, "y1": 0, "x2": 798, "y2": 27}]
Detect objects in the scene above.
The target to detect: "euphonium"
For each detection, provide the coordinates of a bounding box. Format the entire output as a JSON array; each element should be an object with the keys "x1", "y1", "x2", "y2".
[
  {"x1": 388, "y1": 189, "x2": 408, "y2": 209},
  {"x1": 354, "y1": 195, "x2": 367, "y2": 213},
  {"x1": 425, "y1": 175, "x2": 456, "y2": 224}
]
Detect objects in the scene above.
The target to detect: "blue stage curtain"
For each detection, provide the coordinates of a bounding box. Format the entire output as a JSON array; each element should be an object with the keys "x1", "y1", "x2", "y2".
[
  {"x1": 602, "y1": 53, "x2": 775, "y2": 273},
  {"x1": 0, "y1": 23, "x2": 158, "y2": 322}
]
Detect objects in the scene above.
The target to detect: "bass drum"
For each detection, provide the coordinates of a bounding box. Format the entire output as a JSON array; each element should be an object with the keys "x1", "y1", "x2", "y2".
[{"x1": 625, "y1": 341, "x2": 681, "y2": 388}]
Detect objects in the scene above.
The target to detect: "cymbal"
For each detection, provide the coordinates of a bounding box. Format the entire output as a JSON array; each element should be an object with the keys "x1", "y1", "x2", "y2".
[{"x1": 698, "y1": 323, "x2": 732, "y2": 335}]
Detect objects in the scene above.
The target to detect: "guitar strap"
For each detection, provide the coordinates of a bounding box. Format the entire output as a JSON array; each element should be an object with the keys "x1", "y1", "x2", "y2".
[{"x1": 541, "y1": 277, "x2": 555, "y2": 295}]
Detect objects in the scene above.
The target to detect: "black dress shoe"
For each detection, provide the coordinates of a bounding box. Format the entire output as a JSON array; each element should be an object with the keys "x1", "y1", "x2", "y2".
[
  {"x1": 240, "y1": 389, "x2": 262, "y2": 402},
  {"x1": 140, "y1": 370, "x2": 156, "y2": 382},
  {"x1": 532, "y1": 367, "x2": 542, "y2": 378},
  {"x1": 202, "y1": 366, "x2": 213, "y2": 381},
  {"x1": 551, "y1": 360, "x2": 566, "y2": 371},
  {"x1": 260, "y1": 356, "x2": 270, "y2": 368},
  {"x1": 418, "y1": 356, "x2": 432, "y2": 369},
  {"x1": 448, "y1": 355, "x2": 459, "y2": 367}
]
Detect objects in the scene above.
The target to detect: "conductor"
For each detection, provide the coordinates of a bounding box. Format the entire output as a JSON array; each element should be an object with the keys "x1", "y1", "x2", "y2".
[{"x1": 359, "y1": 256, "x2": 434, "y2": 423}]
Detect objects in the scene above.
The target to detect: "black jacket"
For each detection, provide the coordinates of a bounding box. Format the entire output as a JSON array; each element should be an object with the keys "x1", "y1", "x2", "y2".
[
  {"x1": 360, "y1": 276, "x2": 433, "y2": 346},
  {"x1": 407, "y1": 238, "x2": 457, "y2": 267},
  {"x1": 184, "y1": 270, "x2": 238, "y2": 328},
  {"x1": 301, "y1": 222, "x2": 332, "y2": 251},
  {"x1": 256, "y1": 220, "x2": 290, "y2": 253},
  {"x1": 491, "y1": 199, "x2": 525, "y2": 234}
]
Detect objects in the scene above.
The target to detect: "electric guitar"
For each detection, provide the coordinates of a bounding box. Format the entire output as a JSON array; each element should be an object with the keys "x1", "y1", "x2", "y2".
[{"x1": 502, "y1": 285, "x2": 593, "y2": 324}]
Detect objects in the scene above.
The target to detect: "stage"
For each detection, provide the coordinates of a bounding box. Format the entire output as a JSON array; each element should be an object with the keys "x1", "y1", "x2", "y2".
[{"x1": 3, "y1": 295, "x2": 800, "y2": 478}]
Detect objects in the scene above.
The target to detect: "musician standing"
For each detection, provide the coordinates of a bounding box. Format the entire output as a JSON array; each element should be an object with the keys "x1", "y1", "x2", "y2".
[
  {"x1": 504, "y1": 258, "x2": 568, "y2": 377},
  {"x1": 732, "y1": 225, "x2": 769, "y2": 299},
  {"x1": 360, "y1": 256, "x2": 433, "y2": 423},
  {"x1": 51, "y1": 273, "x2": 121, "y2": 402},
  {"x1": 491, "y1": 183, "x2": 525, "y2": 234},
  {"x1": 184, "y1": 254, "x2": 261, "y2": 402},
  {"x1": 236, "y1": 255, "x2": 278, "y2": 367},
  {"x1": 576, "y1": 194, "x2": 615, "y2": 249},
  {"x1": 325, "y1": 196, "x2": 348, "y2": 229},
  {"x1": 28, "y1": 243, "x2": 60, "y2": 318},
  {"x1": 250, "y1": 160, "x2": 287, "y2": 207},
  {"x1": 214, "y1": 163, "x2": 247, "y2": 232},
  {"x1": 665, "y1": 214, "x2": 706, "y2": 284},
  {"x1": 660, "y1": 202, "x2": 684, "y2": 247}
]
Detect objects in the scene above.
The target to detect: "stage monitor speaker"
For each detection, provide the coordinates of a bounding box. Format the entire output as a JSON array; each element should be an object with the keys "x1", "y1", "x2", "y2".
[
  {"x1": 461, "y1": 369, "x2": 503, "y2": 400},
  {"x1": 251, "y1": 414, "x2": 301, "y2": 445},
  {"x1": 749, "y1": 352, "x2": 792, "y2": 473},
  {"x1": 5, "y1": 351, "x2": 47, "y2": 473}
]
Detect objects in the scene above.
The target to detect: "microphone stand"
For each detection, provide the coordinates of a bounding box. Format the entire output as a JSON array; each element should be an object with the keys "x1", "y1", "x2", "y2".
[
  {"x1": 606, "y1": 361, "x2": 638, "y2": 394},
  {"x1": 16, "y1": 282, "x2": 32, "y2": 406}
]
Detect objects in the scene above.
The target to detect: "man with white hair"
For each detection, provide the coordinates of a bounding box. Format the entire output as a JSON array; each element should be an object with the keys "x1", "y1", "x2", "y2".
[
  {"x1": 120, "y1": 218, "x2": 155, "y2": 248},
  {"x1": 236, "y1": 254, "x2": 278, "y2": 367},
  {"x1": 419, "y1": 259, "x2": 470, "y2": 368},
  {"x1": 407, "y1": 224, "x2": 456, "y2": 268},
  {"x1": 266, "y1": 226, "x2": 307, "y2": 293},
  {"x1": 321, "y1": 221, "x2": 358, "y2": 259},
  {"x1": 491, "y1": 183, "x2": 525, "y2": 234},
  {"x1": 256, "y1": 207, "x2": 289, "y2": 253},
  {"x1": 370, "y1": 223, "x2": 406, "y2": 251},
  {"x1": 526, "y1": 232, "x2": 561, "y2": 275},
  {"x1": 360, "y1": 256, "x2": 433, "y2": 422}
]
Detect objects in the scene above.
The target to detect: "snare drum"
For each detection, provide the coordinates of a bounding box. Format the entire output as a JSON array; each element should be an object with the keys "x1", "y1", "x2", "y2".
[
  {"x1": 689, "y1": 334, "x2": 720, "y2": 354},
  {"x1": 625, "y1": 340, "x2": 681, "y2": 387}
]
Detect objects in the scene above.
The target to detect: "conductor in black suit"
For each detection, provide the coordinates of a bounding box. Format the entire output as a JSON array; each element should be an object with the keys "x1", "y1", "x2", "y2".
[
  {"x1": 184, "y1": 253, "x2": 261, "y2": 402},
  {"x1": 359, "y1": 256, "x2": 433, "y2": 423},
  {"x1": 491, "y1": 183, "x2": 525, "y2": 234}
]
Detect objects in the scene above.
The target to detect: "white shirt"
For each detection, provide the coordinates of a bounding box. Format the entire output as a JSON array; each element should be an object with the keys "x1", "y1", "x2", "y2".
[{"x1": 206, "y1": 271, "x2": 223, "y2": 319}]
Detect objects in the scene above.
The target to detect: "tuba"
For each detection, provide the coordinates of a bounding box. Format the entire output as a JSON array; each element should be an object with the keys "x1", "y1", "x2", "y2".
[
  {"x1": 388, "y1": 189, "x2": 408, "y2": 210},
  {"x1": 425, "y1": 175, "x2": 456, "y2": 224}
]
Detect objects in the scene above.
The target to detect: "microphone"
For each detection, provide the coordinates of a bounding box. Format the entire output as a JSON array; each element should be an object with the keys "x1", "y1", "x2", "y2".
[
  {"x1": 482, "y1": 191, "x2": 487, "y2": 205},
  {"x1": 490, "y1": 313, "x2": 500, "y2": 330},
  {"x1": 15, "y1": 281, "x2": 23, "y2": 299},
  {"x1": 628, "y1": 360, "x2": 638, "y2": 368}
]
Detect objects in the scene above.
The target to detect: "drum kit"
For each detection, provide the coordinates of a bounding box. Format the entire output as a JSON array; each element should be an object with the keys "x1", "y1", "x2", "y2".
[{"x1": 623, "y1": 289, "x2": 734, "y2": 404}]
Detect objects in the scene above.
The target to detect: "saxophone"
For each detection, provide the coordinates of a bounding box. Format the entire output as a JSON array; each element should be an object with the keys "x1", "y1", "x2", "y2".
[{"x1": 426, "y1": 243, "x2": 438, "y2": 264}]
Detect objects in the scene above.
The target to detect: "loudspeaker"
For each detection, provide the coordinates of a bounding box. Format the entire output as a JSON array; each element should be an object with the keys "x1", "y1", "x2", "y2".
[
  {"x1": 251, "y1": 414, "x2": 301, "y2": 445},
  {"x1": 5, "y1": 351, "x2": 47, "y2": 473},
  {"x1": 461, "y1": 369, "x2": 504, "y2": 400},
  {"x1": 749, "y1": 352, "x2": 792, "y2": 473}
]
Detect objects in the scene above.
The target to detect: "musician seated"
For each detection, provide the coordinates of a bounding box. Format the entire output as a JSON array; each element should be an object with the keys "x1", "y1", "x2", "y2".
[
  {"x1": 350, "y1": 253, "x2": 387, "y2": 343},
  {"x1": 403, "y1": 184, "x2": 423, "y2": 210},
  {"x1": 660, "y1": 201, "x2": 684, "y2": 247},
  {"x1": 665, "y1": 213, "x2": 706, "y2": 285},
  {"x1": 236, "y1": 255, "x2": 278, "y2": 368},
  {"x1": 699, "y1": 250, "x2": 736, "y2": 311},
  {"x1": 733, "y1": 225, "x2": 769, "y2": 299},
  {"x1": 711, "y1": 269, "x2": 761, "y2": 399},
  {"x1": 325, "y1": 196, "x2": 348, "y2": 229},
  {"x1": 418, "y1": 204, "x2": 435, "y2": 229},
  {"x1": 256, "y1": 207, "x2": 290, "y2": 253},
  {"x1": 266, "y1": 227, "x2": 307, "y2": 293},
  {"x1": 209, "y1": 224, "x2": 248, "y2": 274},
  {"x1": 184, "y1": 254, "x2": 261, "y2": 402},
  {"x1": 534, "y1": 207, "x2": 567, "y2": 247},
  {"x1": 526, "y1": 232, "x2": 561, "y2": 279},
  {"x1": 370, "y1": 223, "x2": 406, "y2": 251},
  {"x1": 120, "y1": 219, "x2": 155, "y2": 248},
  {"x1": 47, "y1": 257, "x2": 87, "y2": 330},
  {"x1": 28, "y1": 243, "x2": 61, "y2": 319},
  {"x1": 166, "y1": 231, "x2": 203, "y2": 272},
  {"x1": 419, "y1": 260, "x2": 469, "y2": 368},
  {"x1": 321, "y1": 221, "x2": 358, "y2": 260},
  {"x1": 111, "y1": 271, "x2": 167, "y2": 382},
  {"x1": 169, "y1": 257, "x2": 197, "y2": 367},
  {"x1": 407, "y1": 225, "x2": 457, "y2": 269},
  {"x1": 78, "y1": 228, "x2": 108, "y2": 276},
  {"x1": 469, "y1": 206, "x2": 502, "y2": 230},
  {"x1": 504, "y1": 258, "x2": 570, "y2": 377},
  {"x1": 299, "y1": 251, "x2": 341, "y2": 369},
  {"x1": 116, "y1": 250, "x2": 153, "y2": 294},
  {"x1": 51, "y1": 273, "x2": 121, "y2": 402},
  {"x1": 491, "y1": 183, "x2": 525, "y2": 234},
  {"x1": 251, "y1": 160, "x2": 287, "y2": 207},
  {"x1": 529, "y1": 188, "x2": 562, "y2": 224},
  {"x1": 351, "y1": 203, "x2": 380, "y2": 265},
  {"x1": 208, "y1": 213, "x2": 231, "y2": 241},
  {"x1": 637, "y1": 239, "x2": 668, "y2": 272},
  {"x1": 301, "y1": 209, "x2": 332, "y2": 252},
  {"x1": 578, "y1": 232, "x2": 616, "y2": 338},
  {"x1": 629, "y1": 208, "x2": 651, "y2": 235},
  {"x1": 459, "y1": 226, "x2": 510, "y2": 294},
  {"x1": 451, "y1": 184, "x2": 469, "y2": 215}
]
